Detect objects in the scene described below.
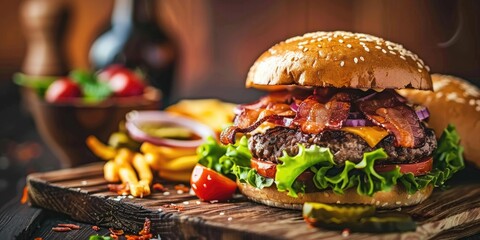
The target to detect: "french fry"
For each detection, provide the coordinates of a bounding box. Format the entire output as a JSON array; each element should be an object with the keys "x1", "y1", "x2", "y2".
[
  {"x1": 159, "y1": 169, "x2": 192, "y2": 183},
  {"x1": 114, "y1": 148, "x2": 134, "y2": 167},
  {"x1": 140, "y1": 142, "x2": 196, "y2": 160},
  {"x1": 119, "y1": 167, "x2": 138, "y2": 185},
  {"x1": 158, "y1": 155, "x2": 198, "y2": 172},
  {"x1": 130, "y1": 180, "x2": 151, "y2": 198},
  {"x1": 103, "y1": 160, "x2": 120, "y2": 182},
  {"x1": 132, "y1": 153, "x2": 153, "y2": 184},
  {"x1": 86, "y1": 136, "x2": 117, "y2": 160},
  {"x1": 143, "y1": 152, "x2": 166, "y2": 171}
]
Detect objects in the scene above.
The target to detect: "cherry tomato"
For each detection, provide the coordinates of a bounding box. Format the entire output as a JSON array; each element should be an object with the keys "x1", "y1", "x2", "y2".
[
  {"x1": 45, "y1": 78, "x2": 82, "y2": 103},
  {"x1": 374, "y1": 157, "x2": 433, "y2": 176},
  {"x1": 108, "y1": 70, "x2": 145, "y2": 97},
  {"x1": 190, "y1": 164, "x2": 237, "y2": 201},
  {"x1": 97, "y1": 64, "x2": 127, "y2": 82}
]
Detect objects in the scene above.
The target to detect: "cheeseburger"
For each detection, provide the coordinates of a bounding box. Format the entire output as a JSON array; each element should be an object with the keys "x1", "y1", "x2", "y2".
[{"x1": 202, "y1": 31, "x2": 463, "y2": 210}]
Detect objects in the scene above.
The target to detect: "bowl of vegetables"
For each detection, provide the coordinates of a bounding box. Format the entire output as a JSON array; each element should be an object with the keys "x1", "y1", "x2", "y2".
[{"x1": 16, "y1": 65, "x2": 161, "y2": 167}]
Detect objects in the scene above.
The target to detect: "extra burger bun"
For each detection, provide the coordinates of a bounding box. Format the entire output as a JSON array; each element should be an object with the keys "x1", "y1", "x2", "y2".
[
  {"x1": 238, "y1": 181, "x2": 433, "y2": 210},
  {"x1": 398, "y1": 74, "x2": 480, "y2": 167},
  {"x1": 246, "y1": 31, "x2": 433, "y2": 90}
]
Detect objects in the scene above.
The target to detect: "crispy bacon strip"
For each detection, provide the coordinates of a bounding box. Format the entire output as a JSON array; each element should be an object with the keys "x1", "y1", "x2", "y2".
[
  {"x1": 220, "y1": 114, "x2": 295, "y2": 144},
  {"x1": 293, "y1": 94, "x2": 351, "y2": 134},
  {"x1": 356, "y1": 90, "x2": 425, "y2": 148}
]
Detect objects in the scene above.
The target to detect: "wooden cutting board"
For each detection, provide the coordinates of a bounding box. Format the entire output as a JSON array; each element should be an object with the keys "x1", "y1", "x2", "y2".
[{"x1": 27, "y1": 162, "x2": 480, "y2": 239}]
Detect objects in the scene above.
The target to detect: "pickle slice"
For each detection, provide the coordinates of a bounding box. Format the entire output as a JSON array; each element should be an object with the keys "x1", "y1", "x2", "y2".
[
  {"x1": 303, "y1": 202, "x2": 375, "y2": 224},
  {"x1": 303, "y1": 203, "x2": 416, "y2": 233},
  {"x1": 108, "y1": 132, "x2": 140, "y2": 150}
]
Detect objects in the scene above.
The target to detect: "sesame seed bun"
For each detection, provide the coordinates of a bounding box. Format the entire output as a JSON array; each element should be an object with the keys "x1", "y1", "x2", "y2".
[
  {"x1": 237, "y1": 181, "x2": 433, "y2": 210},
  {"x1": 398, "y1": 74, "x2": 480, "y2": 168},
  {"x1": 246, "y1": 31, "x2": 433, "y2": 90}
]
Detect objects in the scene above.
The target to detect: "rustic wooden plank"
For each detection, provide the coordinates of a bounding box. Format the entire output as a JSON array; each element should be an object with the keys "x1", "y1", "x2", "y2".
[
  {"x1": 0, "y1": 198, "x2": 46, "y2": 239},
  {"x1": 27, "y1": 162, "x2": 480, "y2": 239}
]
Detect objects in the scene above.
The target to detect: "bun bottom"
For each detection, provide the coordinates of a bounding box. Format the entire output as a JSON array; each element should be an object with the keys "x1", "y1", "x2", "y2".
[{"x1": 237, "y1": 181, "x2": 433, "y2": 210}]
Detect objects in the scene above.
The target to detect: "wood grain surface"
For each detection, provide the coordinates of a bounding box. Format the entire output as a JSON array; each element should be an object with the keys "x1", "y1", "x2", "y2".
[{"x1": 26, "y1": 162, "x2": 480, "y2": 240}]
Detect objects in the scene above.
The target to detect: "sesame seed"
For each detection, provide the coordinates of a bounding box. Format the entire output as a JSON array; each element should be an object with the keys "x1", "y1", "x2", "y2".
[
  {"x1": 340, "y1": 61, "x2": 345, "y2": 67},
  {"x1": 360, "y1": 56, "x2": 365, "y2": 61},
  {"x1": 382, "y1": 49, "x2": 387, "y2": 54},
  {"x1": 364, "y1": 47, "x2": 370, "y2": 52},
  {"x1": 425, "y1": 65, "x2": 431, "y2": 71},
  {"x1": 396, "y1": 201, "x2": 401, "y2": 205},
  {"x1": 298, "y1": 46, "x2": 304, "y2": 50},
  {"x1": 347, "y1": 44, "x2": 352, "y2": 48},
  {"x1": 389, "y1": 51, "x2": 396, "y2": 55},
  {"x1": 302, "y1": 48, "x2": 309, "y2": 52},
  {"x1": 470, "y1": 99, "x2": 475, "y2": 106},
  {"x1": 328, "y1": 37, "x2": 332, "y2": 42},
  {"x1": 317, "y1": 44, "x2": 322, "y2": 48},
  {"x1": 417, "y1": 62, "x2": 424, "y2": 69},
  {"x1": 219, "y1": 212, "x2": 225, "y2": 215},
  {"x1": 418, "y1": 69, "x2": 423, "y2": 73},
  {"x1": 227, "y1": 217, "x2": 233, "y2": 221},
  {"x1": 338, "y1": 39, "x2": 344, "y2": 43},
  {"x1": 400, "y1": 56, "x2": 407, "y2": 60},
  {"x1": 336, "y1": 200, "x2": 341, "y2": 204},
  {"x1": 354, "y1": 57, "x2": 358, "y2": 64},
  {"x1": 375, "y1": 46, "x2": 381, "y2": 49}
]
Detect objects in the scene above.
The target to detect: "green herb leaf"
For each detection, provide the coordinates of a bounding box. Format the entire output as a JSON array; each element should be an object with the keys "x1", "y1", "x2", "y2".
[{"x1": 13, "y1": 73, "x2": 57, "y2": 96}]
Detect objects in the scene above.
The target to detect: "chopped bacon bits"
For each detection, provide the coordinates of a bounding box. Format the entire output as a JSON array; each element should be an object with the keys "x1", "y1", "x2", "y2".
[
  {"x1": 108, "y1": 183, "x2": 130, "y2": 195},
  {"x1": 139, "y1": 218, "x2": 151, "y2": 235},
  {"x1": 57, "y1": 223, "x2": 81, "y2": 230},
  {"x1": 92, "y1": 225, "x2": 100, "y2": 231},
  {"x1": 52, "y1": 227, "x2": 71, "y2": 232},
  {"x1": 152, "y1": 183, "x2": 167, "y2": 192},
  {"x1": 109, "y1": 228, "x2": 125, "y2": 236},
  {"x1": 174, "y1": 184, "x2": 190, "y2": 193},
  {"x1": 20, "y1": 186, "x2": 28, "y2": 204}
]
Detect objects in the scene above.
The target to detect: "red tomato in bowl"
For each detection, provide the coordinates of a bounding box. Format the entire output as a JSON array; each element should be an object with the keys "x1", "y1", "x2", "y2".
[
  {"x1": 108, "y1": 70, "x2": 145, "y2": 97},
  {"x1": 97, "y1": 64, "x2": 127, "y2": 82},
  {"x1": 45, "y1": 78, "x2": 82, "y2": 103},
  {"x1": 190, "y1": 164, "x2": 237, "y2": 201}
]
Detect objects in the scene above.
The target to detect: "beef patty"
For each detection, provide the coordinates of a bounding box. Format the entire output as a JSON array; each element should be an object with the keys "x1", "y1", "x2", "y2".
[{"x1": 248, "y1": 126, "x2": 437, "y2": 165}]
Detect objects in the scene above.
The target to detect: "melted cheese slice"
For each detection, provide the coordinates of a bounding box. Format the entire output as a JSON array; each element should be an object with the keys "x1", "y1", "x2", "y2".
[{"x1": 341, "y1": 126, "x2": 389, "y2": 147}]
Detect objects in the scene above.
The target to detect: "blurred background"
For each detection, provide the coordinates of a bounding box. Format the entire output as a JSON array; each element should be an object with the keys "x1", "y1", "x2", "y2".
[{"x1": 0, "y1": 0, "x2": 479, "y2": 206}]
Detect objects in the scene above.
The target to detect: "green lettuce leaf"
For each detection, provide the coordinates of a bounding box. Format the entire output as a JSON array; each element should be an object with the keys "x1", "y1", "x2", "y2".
[
  {"x1": 232, "y1": 165, "x2": 274, "y2": 189},
  {"x1": 197, "y1": 136, "x2": 252, "y2": 179},
  {"x1": 276, "y1": 145, "x2": 333, "y2": 197}
]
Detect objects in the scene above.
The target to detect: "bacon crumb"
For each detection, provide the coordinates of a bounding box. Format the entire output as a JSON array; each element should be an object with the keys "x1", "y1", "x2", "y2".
[
  {"x1": 110, "y1": 233, "x2": 119, "y2": 240},
  {"x1": 34, "y1": 238, "x2": 43, "y2": 240},
  {"x1": 57, "y1": 223, "x2": 81, "y2": 230},
  {"x1": 174, "y1": 184, "x2": 189, "y2": 193},
  {"x1": 139, "y1": 218, "x2": 151, "y2": 235},
  {"x1": 20, "y1": 186, "x2": 28, "y2": 204},
  {"x1": 152, "y1": 183, "x2": 167, "y2": 192},
  {"x1": 109, "y1": 228, "x2": 125, "y2": 236},
  {"x1": 52, "y1": 227, "x2": 71, "y2": 232},
  {"x1": 92, "y1": 225, "x2": 100, "y2": 231},
  {"x1": 108, "y1": 183, "x2": 130, "y2": 195}
]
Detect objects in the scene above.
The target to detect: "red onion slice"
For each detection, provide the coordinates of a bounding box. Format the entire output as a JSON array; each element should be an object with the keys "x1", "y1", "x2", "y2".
[
  {"x1": 125, "y1": 111, "x2": 216, "y2": 148},
  {"x1": 415, "y1": 106, "x2": 430, "y2": 121}
]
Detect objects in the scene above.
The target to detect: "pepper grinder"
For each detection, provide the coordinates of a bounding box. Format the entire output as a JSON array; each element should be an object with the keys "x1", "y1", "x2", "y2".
[{"x1": 21, "y1": 0, "x2": 69, "y2": 76}]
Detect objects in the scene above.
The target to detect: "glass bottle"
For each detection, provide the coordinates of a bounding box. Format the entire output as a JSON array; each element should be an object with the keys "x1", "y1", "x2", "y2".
[{"x1": 89, "y1": 0, "x2": 178, "y2": 103}]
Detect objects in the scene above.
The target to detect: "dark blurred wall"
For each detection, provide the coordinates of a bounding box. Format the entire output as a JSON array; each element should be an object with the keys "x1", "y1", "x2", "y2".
[{"x1": 0, "y1": 0, "x2": 478, "y2": 100}]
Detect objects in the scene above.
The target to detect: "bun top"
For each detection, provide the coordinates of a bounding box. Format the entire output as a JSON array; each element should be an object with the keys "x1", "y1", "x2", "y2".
[{"x1": 246, "y1": 31, "x2": 433, "y2": 90}]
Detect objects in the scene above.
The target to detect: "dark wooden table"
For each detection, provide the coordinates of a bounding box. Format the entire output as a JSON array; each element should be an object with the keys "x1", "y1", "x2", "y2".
[
  {"x1": 0, "y1": 197, "x2": 114, "y2": 240},
  {"x1": 3, "y1": 163, "x2": 480, "y2": 240}
]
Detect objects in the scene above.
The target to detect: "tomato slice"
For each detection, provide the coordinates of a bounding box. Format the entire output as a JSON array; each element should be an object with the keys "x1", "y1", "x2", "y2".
[
  {"x1": 190, "y1": 164, "x2": 237, "y2": 201},
  {"x1": 251, "y1": 158, "x2": 314, "y2": 181},
  {"x1": 374, "y1": 157, "x2": 433, "y2": 176}
]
